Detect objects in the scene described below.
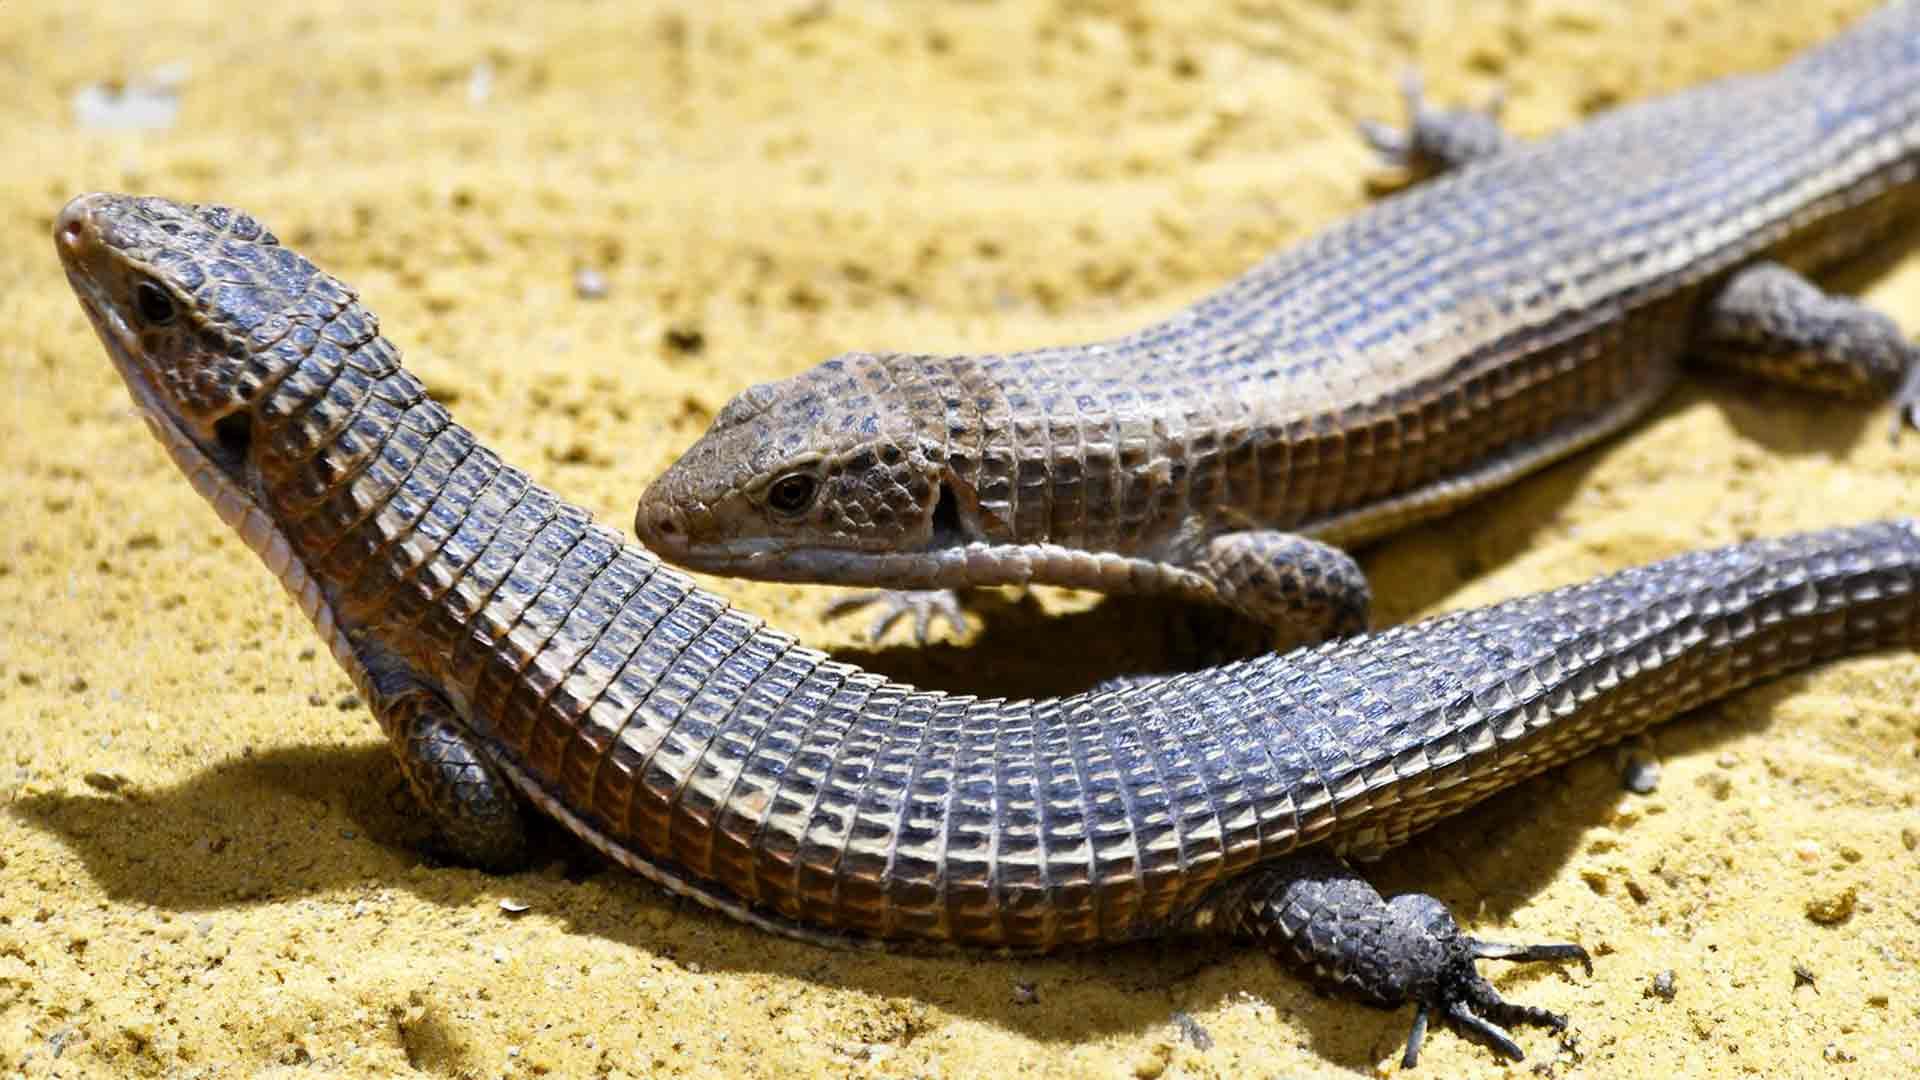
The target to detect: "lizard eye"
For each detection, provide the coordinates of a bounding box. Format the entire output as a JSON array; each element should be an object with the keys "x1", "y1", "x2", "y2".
[
  {"x1": 766, "y1": 472, "x2": 820, "y2": 516},
  {"x1": 134, "y1": 279, "x2": 176, "y2": 326}
]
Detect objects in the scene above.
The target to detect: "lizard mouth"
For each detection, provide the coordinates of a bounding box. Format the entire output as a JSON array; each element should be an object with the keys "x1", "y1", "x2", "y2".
[
  {"x1": 666, "y1": 543, "x2": 994, "y2": 588},
  {"x1": 56, "y1": 201, "x2": 254, "y2": 491}
]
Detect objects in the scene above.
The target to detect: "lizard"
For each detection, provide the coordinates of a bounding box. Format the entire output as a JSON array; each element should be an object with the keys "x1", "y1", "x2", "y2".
[
  {"x1": 634, "y1": 0, "x2": 1920, "y2": 647},
  {"x1": 56, "y1": 188, "x2": 1920, "y2": 1066}
]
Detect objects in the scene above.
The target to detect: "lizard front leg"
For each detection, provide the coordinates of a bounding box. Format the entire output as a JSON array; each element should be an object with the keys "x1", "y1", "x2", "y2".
[
  {"x1": 1091, "y1": 531, "x2": 1372, "y2": 688},
  {"x1": 826, "y1": 532, "x2": 1368, "y2": 652},
  {"x1": 1188, "y1": 530, "x2": 1372, "y2": 649},
  {"x1": 380, "y1": 688, "x2": 534, "y2": 871}
]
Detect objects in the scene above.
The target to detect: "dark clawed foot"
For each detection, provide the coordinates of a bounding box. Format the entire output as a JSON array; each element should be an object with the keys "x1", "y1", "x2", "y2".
[
  {"x1": 1234, "y1": 860, "x2": 1586, "y2": 1067},
  {"x1": 1400, "y1": 934, "x2": 1591, "y2": 1068},
  {"x1": 823, "y1": 588, "x2": 969, "y2": 644},
  {"x1": 1358, "y1": 67, "x2": 1508, "y2": 177}
]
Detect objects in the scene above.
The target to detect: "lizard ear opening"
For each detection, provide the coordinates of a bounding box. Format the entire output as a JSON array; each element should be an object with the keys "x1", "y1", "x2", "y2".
[
  {"x1": 929, "y1": 481, "x2": 966, "y2": 547},
  {"x1": 212, "y1": 410, "x2": 253, "y2": 461}
]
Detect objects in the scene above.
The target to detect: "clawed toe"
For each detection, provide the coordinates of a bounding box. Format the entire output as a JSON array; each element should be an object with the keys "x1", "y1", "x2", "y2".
[
  {"x1": 1358, "y1": 69, "x2": 1432, "y2": 166},
  {"x1": 822, "y1": 588, "x2": 970, "y2": 643},
  {"x1": 1473, "y1": 938, "x2": 1593, "y2": 974},
  {"x1": 1403, "y1": 983, "x2": 1566, "y2": 1068},
  {"x1": 1891, "y1": 387, "x2": 1920, "y2": 446},
  {"x1": 1888, "y1": 354, "x2": 1920, "y2": 444},
  {"x1": 1888, "y1": 396, "x2": 1920, "y2": 445},
  {"x1": 1425, "y1": 999, "x2": 1525, "y2": 1065}
]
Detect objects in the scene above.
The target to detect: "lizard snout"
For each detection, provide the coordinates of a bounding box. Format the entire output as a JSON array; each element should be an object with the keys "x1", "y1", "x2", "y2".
[{"x1": 634, "y1": 500, "x2": 689, "y2": 556}]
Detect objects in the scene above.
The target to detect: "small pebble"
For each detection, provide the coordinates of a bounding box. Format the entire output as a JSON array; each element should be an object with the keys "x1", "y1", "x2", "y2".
[
  {"x1": 663, "y1": 325, "x2": 706, "y2": 354},
  {"x1": 1171, "y1": 1010, "x2": 1212, "y2": 1050},
  {"x1": 1621, "y1": 753, "x2": 1661, "y2": 794},
  {"x1": 73, "y1": 65, "x2": 185, "y2": 131},
  {"x1": 82, "y1": 770, "x2": 127, "y2": 793},
  {"x1": 499, "y1": 898, "x2": 531, "y2": 915},
  {"x1": 1647, "y1": 969, "x2": 1677, "y2": 1001},
  {"x1": 1011, "y1": 980, "x2": 1038, "y2": 1006},
  {"x1": 1793, "y1": 963, "x2": 1818, "y2": 991},
  {"x1": 467, "y1": 61, "x2": 494, "y2": 106},
  {"x1": 1805, "y1": 885, "x2": 1858, "y2": 925},
  {"x1": 573, "y1": 267, "x2": 609, "y2": 300}
]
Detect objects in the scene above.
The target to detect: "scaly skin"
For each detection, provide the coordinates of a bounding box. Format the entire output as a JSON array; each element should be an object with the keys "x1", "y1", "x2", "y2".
[
  {"x1": 637, "y1": 2, "x2": 1920, "y2": 645},
  {"x1": 56, "y1": 192, "x2": 1920, "y2": 1066}
]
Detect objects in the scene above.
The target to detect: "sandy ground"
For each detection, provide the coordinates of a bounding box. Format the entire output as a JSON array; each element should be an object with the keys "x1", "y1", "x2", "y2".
[{"x1": 4, "y1": 1, "x2": 1918, "y2": 1076}]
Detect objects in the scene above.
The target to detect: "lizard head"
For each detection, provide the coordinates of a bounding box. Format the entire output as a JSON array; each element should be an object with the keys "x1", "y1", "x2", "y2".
[
  {"x1": 55, "y1": 192, "x2": 340, "y2": 492},
  {"x1": 636, "y1": 353, "x2": 973, "y2": 581}
]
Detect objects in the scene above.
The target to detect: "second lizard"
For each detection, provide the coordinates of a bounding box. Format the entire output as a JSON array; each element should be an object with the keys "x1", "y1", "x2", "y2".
[{"x1": 636, "y1": 2, "x2": 1920, "y2": 645}]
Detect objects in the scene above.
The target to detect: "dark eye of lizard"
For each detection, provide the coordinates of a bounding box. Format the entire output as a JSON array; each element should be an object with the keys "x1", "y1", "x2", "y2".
[
  {"x1": 135, "y1": 279, "x2": 176, "y2": 325},
  {"x1": 766, "y1": 472, "x2": 819, "y2": 515}
]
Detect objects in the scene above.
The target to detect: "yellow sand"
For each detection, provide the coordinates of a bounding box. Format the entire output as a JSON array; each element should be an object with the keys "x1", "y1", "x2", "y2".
[{"x1": 3, "y1": 2, "x2": 1917, "y2": 1076}]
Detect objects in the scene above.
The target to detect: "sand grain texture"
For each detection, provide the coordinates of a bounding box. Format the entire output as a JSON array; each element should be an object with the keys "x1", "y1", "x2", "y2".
[{"x1": 3, "y1": 2, "x2": 1918, "y2": 1076}]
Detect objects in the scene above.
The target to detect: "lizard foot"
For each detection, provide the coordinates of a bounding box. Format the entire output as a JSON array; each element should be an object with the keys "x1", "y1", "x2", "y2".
[
  {"x1": 823, "y1": 588, "x2": 970, "y2": 644},
  {"x1": 1393, "y1": 909, "x2": 1592, "y2": 1067},
  {"x1": 1228, "y1": 856, "x2": 1590, "y2": 1066},
  {"x1": 1358, "y1": 68, "x2": 1510, "y2": 177}
]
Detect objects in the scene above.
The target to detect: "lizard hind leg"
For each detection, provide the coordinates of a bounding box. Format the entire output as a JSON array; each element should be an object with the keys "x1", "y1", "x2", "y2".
[
  {"x1": 383, "y1": 691, "x2": 535, "y2": 872},
  {"x1": 1693, "y1": 260, "x2": 1920, "y2": 439},
  {"x1": 1220, "y1": 855, "x2": 1590, "y2": 1066}
]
